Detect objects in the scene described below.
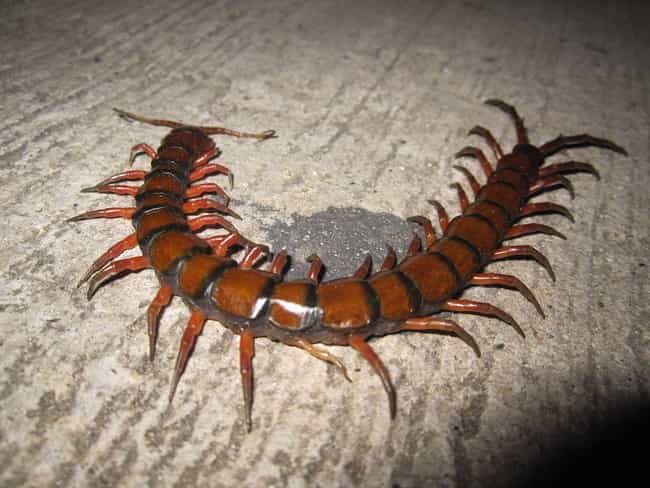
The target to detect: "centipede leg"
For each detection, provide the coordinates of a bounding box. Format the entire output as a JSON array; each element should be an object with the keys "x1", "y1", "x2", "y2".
[
  {"x1": 80, "y1": 184, "x2": 139, "y2": 196},
  {"x1": 306, "y1": 254, "x2": 324, "y2": 283},
  {"x1": 188, "y1": 214, "x2": 238, "y2": 234},
  {"x1": 185, "y1": 183, "x2": 230, "y2": 203},
  {"x1": 401, "y1": 317, "x2": 480, "y2": 357},
  {"x1": 189, "y1": 163, "x2": 234, "y2": 189},
  {"x1": 519, "y1": 202, "x2": 574, "y2": 222},
  {"x1": 450, "y1": 182, "x2": 469, "y2": 211},
  {"x1": 455, "y1": 146, "x2": 493, "y2": 178},
  {"x1": 90, "y1": 170, "x2": 148, "y2": 188},
  {"x1": 182, "y1": 198, "x2": 241, "y2": 219},
  {"x1": 147, "y1": 284, "x2": 173, "y2": 361},
  {"x1": 240, "y1": 245, "x2": 270, "y2": 269},
  {"x1": 114, "y1": 108, "x2": 276, "y2": 140},
  {"x1": 539, "y1": 134, "x2": 627, "y2": 157},
  {"x1": 86, "y1": 256, "x2": 149, "y2": 299},
  {"x1": 380, "y1": 245, "x2": 397, "y2": 271},
  {"x1": 192, "y1": 147, "x2": 221, "y2": 168},
  {"x1": 484, "y1": 99, "x2": 529, "y2": 145},
  {"x1": 468, "y1": 125, "x2": 504, "y2": 159},
  {"x1": 428, "y1": 200, "x2": 449, "y2": 232},
  {"x1": 539, "y1": 161, "x2": 600, "y2": 180},
  {"x1": 504, "y1": 223, "x2": 566, "y2": 240},
  {"x1": 529, "y1": 175, "x2": 575, "y2": 199},
  {"x1": 348, "y1": 335, "x2": 396, "y2": 419},
  {"x1": 453, "y1": 166, "x2": 481, "y2": 195},
  {"x1": 128, "y1": 143, "x2": 156, "y2": 166},
  {"x1": 407, "y1": 216, "x2": 437, "y2": 248},
  {"x1": 78, "y1": 233, "x2": 138, "y2": 286},
  {"x1": 470, "y1": 272, "x2": 544, "y2": 317},
  {"x1": 405, "y1": 234, "x2": 422, "y2": 258},
  {"x1": 205, "y1": 233, "x2": 244, "y2": 256},
  {"x1": 169, "y1": 310, "x2": 206, "y2": 403},
  {"x1": 353, "y1": 255, "x2": 373, "y2": 279},
  {"x1": 239, "y1": 330, "x2": 255, "y2": 432},
  {"x1": 270, "y1": 250, "x2": 289, "y2": 276},
  {"x1": 491, "y1": 245, "x2": 555, "y2": 281},
  {"x1": 442, "y1": 298, "x2": 524, "y2": 337},
  {"x1": 288, "y1": 338, "x2": 351, "y2": 382},
  {"x1": 67, "y1": 207, "x2": 136, "y2": 222}
]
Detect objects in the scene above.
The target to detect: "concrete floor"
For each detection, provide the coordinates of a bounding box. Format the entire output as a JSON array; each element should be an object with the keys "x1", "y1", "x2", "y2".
[{"x1": 1, "y1": 0, "x2": 648, "y2": 486}]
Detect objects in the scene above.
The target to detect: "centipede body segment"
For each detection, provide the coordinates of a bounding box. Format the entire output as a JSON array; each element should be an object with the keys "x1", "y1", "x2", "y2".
[{"x1": 70, "y1": 101, "x2": 626, "y2": 430}]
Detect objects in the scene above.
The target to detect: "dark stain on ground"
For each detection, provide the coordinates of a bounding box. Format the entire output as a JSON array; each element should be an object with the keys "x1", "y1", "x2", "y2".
[{"x1": 261, "y1": 206, "x2": 417, "y2": 280}]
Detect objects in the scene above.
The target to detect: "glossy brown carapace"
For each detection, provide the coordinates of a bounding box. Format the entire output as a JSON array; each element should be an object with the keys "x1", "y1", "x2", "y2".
[{"x1": 71, "y1": 101, "x2": 626, "y2": 430}]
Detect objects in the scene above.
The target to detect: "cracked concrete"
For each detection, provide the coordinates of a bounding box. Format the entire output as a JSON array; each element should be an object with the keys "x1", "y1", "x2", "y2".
[{"x1": 1, "y1": 0, "x2": 648, "y2": 486}]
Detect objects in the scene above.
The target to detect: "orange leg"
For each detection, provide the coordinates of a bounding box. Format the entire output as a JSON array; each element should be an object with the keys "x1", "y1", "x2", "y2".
[
  {"x1": 484, "y1": 99, "x2": 530, "y2": 145},
  {"x1": 239, "y1": 330, "x2": 255, "y2": 432},
  {"x1": 182, "y1": 198, "x2": 241, "y2": 219},
  {"x1": 81, "y1": 184, "x2": 138, "y2": 196},
  {"x1": 348, "y1": 335, "x2": 396, "y2": 419},
  {"x1": 469, "y1": 125, "x2": 504, "y2": 159},
  {"x1": 270, "y1": 250, "x2": 289, "y2": 276},
  {"x1": 504, "y1": 223, "x2": 566, "y2": 240},
  {"x1": 68, "y1": 207, "x2": 136, "y2": 222},
  {"x1": 405, "y1": 234, "x2": 422, "y2": 257},
  {"x1": 188, "y1": 214, "x2": 238, "y2": 234},
  {"x1": 128, "y1": 142, "x2": 156, "y2": 166},
  {"x1": 470, "y1": 272, "x2": 544, "y2": 317},
  {"x1": 86, "y1": 256, "x2": 149, "y2": 299},
  {"x1": 450, "y1": 182, "x2": 469, "y2": 211},
  {"x1": 519, "y1": 202, "x2": 574, "y2": 222},
  {"x1": 407, "y1": 216, "x2": 437, "y2": 248},
  {"x1": 306, "y1": 254, "x2": 324, "y2": 283},
  {"x1": 539, "y1": 161, "x2": 600, "y2": 180},
  {"x1": 147, "y1": 285, "x2": 174, "y2": 361},
  {"x1": 380, "y1": 245, "x2": 397, "y2": 271},
  {"x1": 540, "y1": 134, "x2": 626, "y2": 157},
  {"x1": 455, "y1": 146, "x2": 493, "y2": 178},
  {"x1": 490, "y1": 245, "x2": 555, "y2": 281},
  {"x1": 169, "y1": 310, "x2": 207, "y2": 403},
  {"x1": 529, "y1": 175, "x2": 575, "y2": 199},
  {"x1": 428, "y1": 200, "x2": 449, "y2": 232},
  {"x1": 401, "y1": 316, "x2": 480, "y2": 357},
  {"x1": 185, "y1": 183, "x2": 230, "y2": 202},
  {"x1": 442, "y1": 298, "x2": 524, "y2": 337},
  {"x1": 189, "y1": 163, "x2": 234, "y2": 188},
  {"x1": 78, "y1": 233, "x2": 138, "y2": 286},
  {"x1": 454, "y1": 165, "x2": 481, "y2": 196},
  {"x1": 352, "y1": 255, "x2": 372, "y2": 279}
]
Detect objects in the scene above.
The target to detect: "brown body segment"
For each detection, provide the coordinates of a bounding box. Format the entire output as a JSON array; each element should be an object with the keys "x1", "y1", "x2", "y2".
[
  {"x1": 148, "y1": 230, "x2": 209, "y2": 272},
  {"x1": 433, "y1": 237, "x2": 481, "y2": 280},
  {"x1": 446, "y1": 215, "x2": 499, "y2": 256},
  {"x1": 269, "y1": 281, "x2": 316, "y2": 329},
  {"x1": 136, "y1": 209, "x2": 187, "y2": 244},
  {"x1": 399, "y1": 253, "x2": 458, "y2": 303},
  {"x1": 139, "y1": 173, "x2": 185, "y2": 197},
  {"x1": 368, "y1": 271, "x2": 419, "y2": 320},
  {"x1": 178, "y1": 254, "x2": 233, "y2": 299},
  {"x1": 319, "y1": 279, "x2": 378, "y2": 329},
  {"x1": 212, "y1": 268, "x2": 277, "y2": 319}
]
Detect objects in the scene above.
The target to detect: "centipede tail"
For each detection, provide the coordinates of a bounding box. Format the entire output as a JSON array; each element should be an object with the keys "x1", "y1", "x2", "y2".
[{"x1": 72, "y1": 100, "x2": 626, "y2": 430}]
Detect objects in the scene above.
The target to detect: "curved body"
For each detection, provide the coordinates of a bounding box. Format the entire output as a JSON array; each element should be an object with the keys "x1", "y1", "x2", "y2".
[{"x1": 72, "y1": 101, "x2": 626, "y2": 429}]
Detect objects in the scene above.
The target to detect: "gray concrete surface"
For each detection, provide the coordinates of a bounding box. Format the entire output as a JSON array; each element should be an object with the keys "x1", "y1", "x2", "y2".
[{"x1": 1, "y1": 0, "x2": 648, "y2": 486}]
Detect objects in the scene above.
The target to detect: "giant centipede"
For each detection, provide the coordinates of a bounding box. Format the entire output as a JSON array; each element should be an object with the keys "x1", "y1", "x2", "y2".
[{"x1": 70, "y1": 100, "x2": 627, "y2": 430}]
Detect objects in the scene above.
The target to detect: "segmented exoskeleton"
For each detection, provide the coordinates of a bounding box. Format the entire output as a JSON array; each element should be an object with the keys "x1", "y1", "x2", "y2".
[{"x1": 71, "y1": 101, "x2": 626, "y2": 430}]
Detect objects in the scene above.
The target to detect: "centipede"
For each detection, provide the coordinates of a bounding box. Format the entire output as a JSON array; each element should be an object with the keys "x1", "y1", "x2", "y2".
[{"x1": 70, "y1": 100, "x2": 626, "y2": 430}]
